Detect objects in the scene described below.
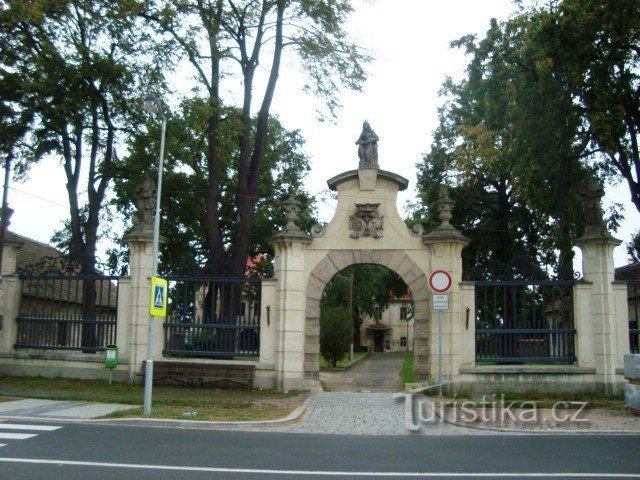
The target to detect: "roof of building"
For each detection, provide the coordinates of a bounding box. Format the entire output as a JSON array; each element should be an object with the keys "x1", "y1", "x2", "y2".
[
  {"x1": 5, "y1": 231, "x2": 117, "y2": 309},
  {"x1": 615, "y1": 262, "x2": 640, "y2": 281},
  {"x1": 6, "y1": 231, "x2": 62, "y2": 272}
]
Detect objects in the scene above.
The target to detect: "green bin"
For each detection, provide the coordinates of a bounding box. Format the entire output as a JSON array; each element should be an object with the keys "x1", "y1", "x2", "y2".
[{"x1": 105, "y1": 345, "x2": 119, "y2": 369}]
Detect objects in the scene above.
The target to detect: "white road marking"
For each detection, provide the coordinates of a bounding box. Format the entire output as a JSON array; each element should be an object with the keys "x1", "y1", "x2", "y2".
[
  {"x1": 0, "y1": 458, "x2": 638, "y2": 478},
  {"x1": 0, "y1": 433, "x2": 37, "y2": 440},
  {"x1": 0, "y1": 423, "x2": 61, "y2": 431}
]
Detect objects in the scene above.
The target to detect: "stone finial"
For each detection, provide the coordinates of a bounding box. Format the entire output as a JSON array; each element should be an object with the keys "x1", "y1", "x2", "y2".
[
  {"x1": 130, "y1": 172, "x2": 156, "y2": 236},
  {"x1": 422, "y1": 192, "x2": 469, "y2": 245},
  {"x1": 580, "y1": 176, "x2": 608, "y2": 237},
  {"x1": 283, "y1": 196, "x2": 302, "y2": 232},
  {"x1": 436, "y1": 195, "x2": 455, "y2": 230},
  {"x1": 356, "y1": 121, "x2": 379, "y2": 169},
  {"x1": 268, "y1": 195, "x2": 312, "y2": 245}
]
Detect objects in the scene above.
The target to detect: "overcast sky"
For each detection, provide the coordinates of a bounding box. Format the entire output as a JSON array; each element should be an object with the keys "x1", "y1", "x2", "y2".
[{"x1": 7, "y1": 0, "x2": 638, "y2": 269}]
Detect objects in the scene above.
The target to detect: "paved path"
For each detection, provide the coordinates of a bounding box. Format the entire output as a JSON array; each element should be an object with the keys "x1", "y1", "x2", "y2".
[
  {"x1": 0, "y1": 399, "x2": 136, "y2": 420},
  {"x1": 320, "y1": 353, "x2": 404, "y2": 392}
]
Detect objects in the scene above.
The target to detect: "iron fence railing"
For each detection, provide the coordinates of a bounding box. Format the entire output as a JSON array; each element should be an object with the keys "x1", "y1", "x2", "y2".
[
  {"x1": 475, "y1": 280, "x2": 576, "y2": 364},
  {"x1": 15, "y1": 274, "x2": 119, "y2": 352},
  {"x1": 629, "y1": 281, "x2": 640, "y2": 354},
  {"x1": 163, "y1": 276, "x2": 261, "y2": 358}
]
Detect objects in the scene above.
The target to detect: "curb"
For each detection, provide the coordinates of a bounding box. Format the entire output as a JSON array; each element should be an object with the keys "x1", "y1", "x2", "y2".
[
  {"x1": 423, "y1": 398, "x2": 640, "y2": 435},
  {"x1": 320, "y1": 353, "x2": 369, "y2": 372},
  {"x1": 86, "y1": 393, "x2": 313, "y2": 429}
]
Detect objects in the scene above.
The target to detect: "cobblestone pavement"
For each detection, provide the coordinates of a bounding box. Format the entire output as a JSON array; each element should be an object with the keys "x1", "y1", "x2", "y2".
[
  {"x1": 320, "y1": 353, "x2": 404, "y2": 392},
  {"x1": 229, "y1": 391, "x2": 478, "y2": 435}
]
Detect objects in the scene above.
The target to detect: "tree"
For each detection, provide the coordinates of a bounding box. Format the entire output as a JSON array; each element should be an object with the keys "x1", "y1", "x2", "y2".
[
  {"x1": 139, "y1": 0, "x2": 370, "y2": 278},
  {"x1": 112, "y1": 95, "x2": 315, "y2": 275},
  {"x1": 415, "y1": 13, "x2": 590, "y2": 280},
  {"x1": 320, "y1": 305, "x2": 351, "y2": 368},
  {"x1": 0, "y1": 0, "x2": 158, "y2": 274},
  {"x1": 536, "y1": 0, "x2": 640, "y2": 214},
  {"x1": 628, "y1": 230, "x2": 640, "y2": 263}
]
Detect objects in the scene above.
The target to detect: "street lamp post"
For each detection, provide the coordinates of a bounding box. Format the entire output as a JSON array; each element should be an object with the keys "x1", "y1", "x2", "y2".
[{"x1": 143, "y1": 96, "x2": 166, "y2": 416}]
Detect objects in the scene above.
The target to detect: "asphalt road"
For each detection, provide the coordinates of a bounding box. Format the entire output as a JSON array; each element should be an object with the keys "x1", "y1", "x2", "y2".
[{"x1": 0, "y1": 421, "x2": 639, "y2": 479}]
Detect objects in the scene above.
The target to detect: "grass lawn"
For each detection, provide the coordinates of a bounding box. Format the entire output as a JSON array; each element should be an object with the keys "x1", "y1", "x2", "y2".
[
  {"x1": 0, "y1": 376, "x2": 307, "y2": 421},
  {"x1": 320, "y1": 351, "x2": 367, "y2": 368},
  {"x1": 400, "y1": 352, "x2": 414, "y2": 384}
]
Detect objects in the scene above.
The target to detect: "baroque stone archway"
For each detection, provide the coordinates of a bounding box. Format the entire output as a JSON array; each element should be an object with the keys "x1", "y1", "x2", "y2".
[
  {"x1": 304, "y1": 250, "x2": 430, "y2": 382},
  {"x1": 264, "y1": 124, "x2": 470, "y2": 391}
]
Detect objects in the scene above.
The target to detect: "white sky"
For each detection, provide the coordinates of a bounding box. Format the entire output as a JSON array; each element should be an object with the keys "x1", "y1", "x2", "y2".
[{"x1": 7, "y1": 0, "x2": 639, "y2": 269}]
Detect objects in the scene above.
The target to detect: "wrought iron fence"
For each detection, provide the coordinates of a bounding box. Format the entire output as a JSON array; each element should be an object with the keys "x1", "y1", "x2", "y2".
[
  {"x1": 475, "y1": 280, "x2": 576, "y2": 364},
  {"x1": 629, "y1": 281, "x2": 640, "y2": 354},
  {"x1": 163, "y1": 276, "x2": 261, "y2": 358},
  {"x1": 15, "y1": 274, "x2": 119, "y2": 352}
]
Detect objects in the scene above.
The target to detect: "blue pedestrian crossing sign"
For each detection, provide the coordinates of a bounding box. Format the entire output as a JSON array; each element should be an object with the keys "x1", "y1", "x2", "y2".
[{"x1": 149, "y1": 276, "x2": 168, "y2": 317}]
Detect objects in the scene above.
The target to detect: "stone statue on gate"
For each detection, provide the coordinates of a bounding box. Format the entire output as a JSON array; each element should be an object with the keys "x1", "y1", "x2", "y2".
[
  {"x1": 130, "y1": 172, "x2": 156, "y2": 236},
  {"x1": 356, "y1": 121, "x2": 379, "y2": 168},
  {"x1": 580, "y1": 176, "x2": 608, "y2": 237}
]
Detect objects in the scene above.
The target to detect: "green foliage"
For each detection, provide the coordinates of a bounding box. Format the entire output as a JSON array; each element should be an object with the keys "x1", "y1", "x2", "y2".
[
  {"x1": 0, "y1": 0, "x2": 160, "y2": 271},
  {"x1": 138, "y1": 0, "x2": 371, "y2": 277},
  {"x1": 400, "y1": 352, "x2": 414, "y2": 384},
  {"x1": 320, "y1": 264, "x2": 409, "y2": 346},
  {"x1": 414, "y1": 8, "x2": 596, "y2": 280},
  {"x1": 628, "y1": 230, "x2": 640, "y2": 263},
  {"x1": 320, "y1": 305, "x2": 352, "y2": 368},
  {"x1": 112, "y1": 97, "x2": 313, "y2": 275},
  {"x1": 538, "y1": 0, "x2": 640, "y2": 214}
]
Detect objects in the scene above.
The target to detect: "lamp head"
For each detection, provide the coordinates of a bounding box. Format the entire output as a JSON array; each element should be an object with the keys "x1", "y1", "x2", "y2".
[{"x1": 143, "y1": 96, "x2": 162, "y2": 115}]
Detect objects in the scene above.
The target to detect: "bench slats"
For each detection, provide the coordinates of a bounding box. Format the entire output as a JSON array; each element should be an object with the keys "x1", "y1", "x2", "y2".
[{"x1": 139, "y1": 361, "x2": 255, "y2": 389}]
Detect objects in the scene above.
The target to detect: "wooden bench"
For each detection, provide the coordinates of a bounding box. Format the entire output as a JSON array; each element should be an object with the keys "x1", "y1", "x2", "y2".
[{"x1": 139, "y1": 361, "x2": 255, "y2": 389}]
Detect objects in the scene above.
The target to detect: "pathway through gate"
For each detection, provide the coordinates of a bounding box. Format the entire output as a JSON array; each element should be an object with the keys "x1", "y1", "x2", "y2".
[{"x1": 320, "y1": 353, "x2": 404, "y2": 392}]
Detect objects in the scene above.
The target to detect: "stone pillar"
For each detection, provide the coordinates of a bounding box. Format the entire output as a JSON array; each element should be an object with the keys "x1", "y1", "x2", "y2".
[
  {"x1": 574, "y1": 177, "x2": 626, "y2": 394},
  {"x1": 124, "y1": 232, "x2": 164, "y2": 380},
  {"x1": 423, "y1": 195, "x2": 470, "y2": 385},
  {"x1": 0, "y1": 238, "x2": 23, "y2": 353},
  {"x1": 115, "y1": 277, "x2": 131, "y2": 358},
  {"x1": 269, "y1": 197, "x2": 312, "y2": 391},
  {"x1": 259, "y1": 278, "x2": 277, "y2": 366},
  {"x1": 575, "y1": 234, "x2": 625, "y2": 393}
]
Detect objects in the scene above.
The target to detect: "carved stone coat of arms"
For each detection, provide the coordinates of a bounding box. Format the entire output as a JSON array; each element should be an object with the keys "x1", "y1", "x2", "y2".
[{"x1": 349, "y1": 203, "x2": 384, "y2": 239}]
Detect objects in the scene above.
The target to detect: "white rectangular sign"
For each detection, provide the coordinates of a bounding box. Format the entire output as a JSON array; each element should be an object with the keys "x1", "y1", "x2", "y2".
[{"x1": 432, "y1": 293, "x2": 449, "y2": 311}]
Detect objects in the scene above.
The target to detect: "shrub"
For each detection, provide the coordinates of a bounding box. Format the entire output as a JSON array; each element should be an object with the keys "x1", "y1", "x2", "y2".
[{"x1": 320, "y1": 305, "x2": 352, "y2": 367}]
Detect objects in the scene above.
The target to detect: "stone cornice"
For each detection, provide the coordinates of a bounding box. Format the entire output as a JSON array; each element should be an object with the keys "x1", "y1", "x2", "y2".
[
  {"x1": 422, "y1": 228, "x2": 470, "y2": 246},
  {"x1": 326, "y1": 169, "x2": 409, "y2": 191},
  {"x1": 268, "y1": 230, "x2": 312, "y2": 245}
]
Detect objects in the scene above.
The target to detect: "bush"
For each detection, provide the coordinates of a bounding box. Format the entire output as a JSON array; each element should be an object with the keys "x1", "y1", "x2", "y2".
[{"x1": 320, "y1": 305, "x2": 352, "y2": 367}]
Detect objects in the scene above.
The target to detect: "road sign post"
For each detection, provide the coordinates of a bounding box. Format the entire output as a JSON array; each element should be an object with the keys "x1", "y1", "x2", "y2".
[{"x1": 429, "y1": 270, "x2": 452, "y2": 397}]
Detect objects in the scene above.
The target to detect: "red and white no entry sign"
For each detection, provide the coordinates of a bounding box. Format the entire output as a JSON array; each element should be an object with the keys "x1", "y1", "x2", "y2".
[{"x1": 429, "y1": 270, "x2": 452, "y2": 293}]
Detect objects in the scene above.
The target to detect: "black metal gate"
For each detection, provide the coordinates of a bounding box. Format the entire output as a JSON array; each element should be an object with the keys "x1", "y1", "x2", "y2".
[
  {"x1": 475, "y1": 280, "x2": 576, "y2": 364},
  {"x1": 163, "y1": 276, "x2": 261, "y2": 358}
]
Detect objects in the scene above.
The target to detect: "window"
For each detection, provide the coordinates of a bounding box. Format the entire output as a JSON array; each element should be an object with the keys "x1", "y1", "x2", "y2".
[
  {"x1": 400, "y1": 337, "x2": 407, "y2": 347},
  {"x1": 375, "y1": 306, "x2": 382, "y2": 321},
  {"x1": 400, "y1": 306, "x2": 408, "y2": 320}
]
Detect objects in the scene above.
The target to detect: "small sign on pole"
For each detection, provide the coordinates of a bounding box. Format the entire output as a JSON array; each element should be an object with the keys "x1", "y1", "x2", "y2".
[
  {"x1": 432, "y1": 293, "x2": 449, "y2": 311},
  {"x1": 149, "y1": 276, "x2": 168, "y2": 317}
]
